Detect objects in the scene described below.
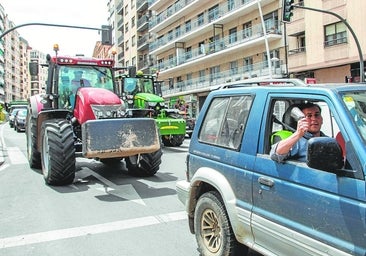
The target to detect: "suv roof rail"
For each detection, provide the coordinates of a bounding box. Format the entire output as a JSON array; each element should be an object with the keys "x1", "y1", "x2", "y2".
[{"x1": 219, "y1": 78, "x2": 307, "y2": 89}]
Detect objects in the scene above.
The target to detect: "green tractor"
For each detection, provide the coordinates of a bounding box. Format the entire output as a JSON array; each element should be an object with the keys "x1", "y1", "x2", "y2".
[{"x1": 117, "y1": 70, "x2": 186, "y2": 147}]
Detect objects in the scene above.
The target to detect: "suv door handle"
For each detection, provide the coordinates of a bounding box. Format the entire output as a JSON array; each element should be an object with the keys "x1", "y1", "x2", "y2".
[{"x1": 258, "y1": 177, "x2": 274, "y2": 187}]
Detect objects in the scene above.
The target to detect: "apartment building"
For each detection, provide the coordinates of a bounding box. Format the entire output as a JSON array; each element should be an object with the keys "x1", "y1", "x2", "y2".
[
  {"x1": 0, "y1": 5, "x2": 5, "y2": 105},
  {"x1": 148, "y1": 0, "x2": 284, "y2": 115},
  {"x1": 287, "y1": 0, "x2": 366, "y2": 83},
  {"x1": 3, "y1": 16, "x2": 22, "y2": 104},
  {"x1": 108, "y1": 0, "x2": 366, "y2": 116}
]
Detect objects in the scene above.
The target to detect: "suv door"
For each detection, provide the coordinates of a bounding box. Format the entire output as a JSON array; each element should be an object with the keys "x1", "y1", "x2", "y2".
[{"x1": 251, "y1": 94, "x2": 366, "y2": 255}]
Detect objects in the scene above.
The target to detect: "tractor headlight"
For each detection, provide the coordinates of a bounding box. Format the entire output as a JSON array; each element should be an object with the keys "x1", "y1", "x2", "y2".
[{"x1": 91, "y1": 104, "x2": 126, "y2": 119}]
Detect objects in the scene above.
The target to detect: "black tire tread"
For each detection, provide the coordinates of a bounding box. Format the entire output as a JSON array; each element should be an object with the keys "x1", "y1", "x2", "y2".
[
  {"x1": 125, "y1": 148, "x2": 163, "y2": 177},
  {"x1": 41, "y1": 120, "x2": 76, "y2": 185}
]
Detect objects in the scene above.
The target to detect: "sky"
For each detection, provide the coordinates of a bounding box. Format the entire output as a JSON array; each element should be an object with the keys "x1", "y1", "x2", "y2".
[{"x1": 1, "y1": 0, "x2": 109, "y2": 56}]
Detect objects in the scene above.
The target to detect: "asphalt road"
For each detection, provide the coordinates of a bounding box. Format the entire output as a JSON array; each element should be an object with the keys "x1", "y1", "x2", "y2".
[{"x1": 0, "y1": 122, "x2": 198, "y2": 256}]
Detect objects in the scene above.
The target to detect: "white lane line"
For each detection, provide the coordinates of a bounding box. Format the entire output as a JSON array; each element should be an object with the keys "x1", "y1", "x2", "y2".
[
  {"x1": 6, "y1": 147, "x2": 28, "y2": 165},
  {"x1": 0, "y1": 211, "x2": 187, "y2": 249},
  {"x1": 0, "y1": 163, "x2": 9, "y2": 172}
]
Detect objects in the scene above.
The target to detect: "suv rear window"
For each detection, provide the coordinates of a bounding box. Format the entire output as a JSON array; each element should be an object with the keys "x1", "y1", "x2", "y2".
[{"x1": 198, "y1": 95, "x2": 253, "y2": 149}]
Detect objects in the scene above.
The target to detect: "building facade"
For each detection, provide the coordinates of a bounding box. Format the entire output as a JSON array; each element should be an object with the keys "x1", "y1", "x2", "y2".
[
  {"x1": 0, "y1": 4, "x2": 5, "y2": 105},
  {"x1": 287, "y1": 0, "x2": 366, "y2": 83},
  {"x1": 106, "y1": 0, "x2": 366, "y2": 116}
]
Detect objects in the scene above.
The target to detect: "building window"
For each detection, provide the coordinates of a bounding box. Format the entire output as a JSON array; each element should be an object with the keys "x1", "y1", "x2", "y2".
[
  {"x1": 243, "y1": 22, "x2": 252, "y2": 38},
  {"x1": 198, "y1": 13, "x2": 204, "y2": 26},
  {"x1": 229, "y1": 27, "x2": 237, "y2": 44},
  {"x1": 168, "y1": 30, "x2": 173, "y2": 41},
  {"x1": 132, "y1": 35, "x2": 136, "y2": 47},
  {"x1": 324, "y1": 22, "x2": 347, "y2": 47},
  {"x1": 228, "y1": 0, "x2": 235, "y2": 11},
  {"x1": 199, "y1": 70, "x2": 206, "y2": 83},
  {"x1": 208, "y1": 5, "x2": 219, "y2": 22},
  {"x1": 168, "y1": 54, "x2": 174, "y2": 66},
  {"x1": 185, "y1": 20, "x2": 191, "y2": 32},
  {"x1": 199, "y1": 41, "x2": 205, "y2": 54},
  {"x1": 186, "y1": 47, "x2": 192, "y2": 60},
  {"x1": 210, "y1": 65, "x2": 220, "y2": 82},
  {"x1": 243, "y1": 57, "x2": 253, "y2": 71},
  {"x1": 125, "y1": 22, "x2": 129, "y2": 33},
  {"x1": 175, "y1": 25, "x2": 181, "y2": 38},
  {"x1": 131, "y1": 16, "x2": 135, "y2": 28},
  {"x1": 263, "y1": 11, "x2": 279, "y2": 33},
  {"x1": 186, "y1": 73, "x2": 192, "y2": 86},
  {"x1": 230, "y1": 61, "x2": 238, "y2": 75}
]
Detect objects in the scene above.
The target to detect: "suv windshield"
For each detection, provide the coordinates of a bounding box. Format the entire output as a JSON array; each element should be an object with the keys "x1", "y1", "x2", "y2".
[{"x1": 342, "y1": 91, "x2": 366, "y2": 141}]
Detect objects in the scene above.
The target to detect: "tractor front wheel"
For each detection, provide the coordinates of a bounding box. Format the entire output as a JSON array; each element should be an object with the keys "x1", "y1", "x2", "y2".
[
  {"x1": 41, "y1": 120, "x2": 76, "y2": 186},
  {"x1": 125, "y1": 148, "x2": 163, "y2": 177},
  {"x1": 162, "y1": 134, "x2": 185, "y2": 147}
]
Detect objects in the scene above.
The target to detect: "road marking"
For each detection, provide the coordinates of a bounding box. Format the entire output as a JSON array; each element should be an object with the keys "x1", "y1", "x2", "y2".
[
  {"x1": 6, "y1": 147, "x2": 28, "y2": 165},
  {"x1": 0, "y1": 163, "x2": 9, "y2": 172},
  {"x1": 0, "y1": 211, "x2": 187, "y2": 249},
  {"x1": 77, "y1": 167, "x2": 146, "y2": 205}
]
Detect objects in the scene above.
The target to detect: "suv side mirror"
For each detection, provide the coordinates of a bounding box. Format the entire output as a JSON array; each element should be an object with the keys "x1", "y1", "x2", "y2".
[{"x1": 307, "y1": 137, "x2": 344, "y2": 172}]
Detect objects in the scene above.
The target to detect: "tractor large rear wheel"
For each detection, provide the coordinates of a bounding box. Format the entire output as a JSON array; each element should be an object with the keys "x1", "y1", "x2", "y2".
[
  {"x1": 125, "y1": 148, "x2": 163, "y2": 177},
  {"x1": 26, "y1": 113, "x2": 41, "y2": 169},
  {"x1": 41, "y1": 120, "x2": 76, "y2": 185}
]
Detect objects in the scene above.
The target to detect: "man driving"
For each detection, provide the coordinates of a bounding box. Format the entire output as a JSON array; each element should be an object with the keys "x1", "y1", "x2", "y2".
[{"x1": 270, "y1": 102, "x2": 326, "y2": 162}]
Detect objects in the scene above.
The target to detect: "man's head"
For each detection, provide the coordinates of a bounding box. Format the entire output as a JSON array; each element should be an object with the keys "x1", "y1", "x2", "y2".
[
  {"x1": 298, "y1": 102, "x2": 323, "y2": 135},
  {"x1": 74, "y1": 71, "x2": 83, "y2": 79}
]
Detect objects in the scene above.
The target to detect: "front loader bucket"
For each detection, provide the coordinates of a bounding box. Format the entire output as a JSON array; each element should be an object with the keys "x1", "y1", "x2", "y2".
[{"x1": 82, "y1": 118, "x2": 160, "y2": 158}]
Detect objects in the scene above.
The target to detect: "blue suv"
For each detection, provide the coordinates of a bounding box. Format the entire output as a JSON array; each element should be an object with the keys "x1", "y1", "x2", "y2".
[{"x1": 176, "y1": 79, "x2": 366, "y2": 256}]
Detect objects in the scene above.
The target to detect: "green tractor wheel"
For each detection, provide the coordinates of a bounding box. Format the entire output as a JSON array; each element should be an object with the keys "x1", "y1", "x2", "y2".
[{"x1": 162, "y1": 134, "x2": 185, "y2": 147}]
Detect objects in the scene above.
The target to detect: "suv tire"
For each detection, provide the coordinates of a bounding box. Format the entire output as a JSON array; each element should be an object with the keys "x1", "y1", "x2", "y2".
[{"x1": 194, "y1": 191, "x2": 248, "y2": 256}]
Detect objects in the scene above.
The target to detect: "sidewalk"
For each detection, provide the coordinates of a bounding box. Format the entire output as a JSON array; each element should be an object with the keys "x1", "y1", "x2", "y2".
[{"x1": 0, "y1": 121, "x2": 6, "y2": 166}]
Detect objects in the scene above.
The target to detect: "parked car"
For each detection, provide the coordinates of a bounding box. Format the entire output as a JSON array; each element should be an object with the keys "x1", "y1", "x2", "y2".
[
  {"x1": 8, "y1": 105, "x2": 27, "y2": 128},
  {"x1": 176, "y1": 79, "x2": 366, "y2": 256},
  {"x1": 14, "y1": 108, "x2": 27, "y2": 132}
]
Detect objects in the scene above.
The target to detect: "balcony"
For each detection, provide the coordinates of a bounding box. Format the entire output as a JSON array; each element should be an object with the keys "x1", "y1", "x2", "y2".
[
  {"x1": 117, "y1": 18, "x2": 124, "y2": 30},
  {"x1": 155, "y1": 22, "x2": 282, "y2": 72},
  {"x1": 117, "y1": 34, "x2": 124, "y2": 47},
  {"x1": 149, "y1": 0, "x2": 275, "y2": 55},
  {"x1": 137, "y1": 34, "x2": 150, "y2": 51},
  {"x1": 149, "y1": 0, "x2": 273, "y2": 34},
  {"x1": 136, "y1": 0, "x2": 148, "y2": 13},
  {"x1": 137, "y1": 15, "x2": 149, "y2": 32},
  {"x1": 116, "y1": 0, "x2": 124, "y2": 15},
  {"x1": 161, "y1": 60, "x2": 285, "y2": 97}
]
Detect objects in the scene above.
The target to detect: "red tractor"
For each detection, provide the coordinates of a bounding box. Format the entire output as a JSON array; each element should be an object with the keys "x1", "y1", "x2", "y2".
[{"x1": 27, "y1": 52, "x2": 162, "y2": 186}]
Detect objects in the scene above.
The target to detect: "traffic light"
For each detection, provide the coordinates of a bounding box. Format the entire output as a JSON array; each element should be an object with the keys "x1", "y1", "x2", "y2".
[
  {"x1": 101, "y1": 25, "x2": 112, "y2": 45},
  {"x1": 282, "y1": 0, "x2": 294, "y2": 22}
]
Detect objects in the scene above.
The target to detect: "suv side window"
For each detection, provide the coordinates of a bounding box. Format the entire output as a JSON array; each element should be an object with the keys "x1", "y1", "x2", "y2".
[{"x1": 199, "y1": 95, "x2": 253, "y2": 149}]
